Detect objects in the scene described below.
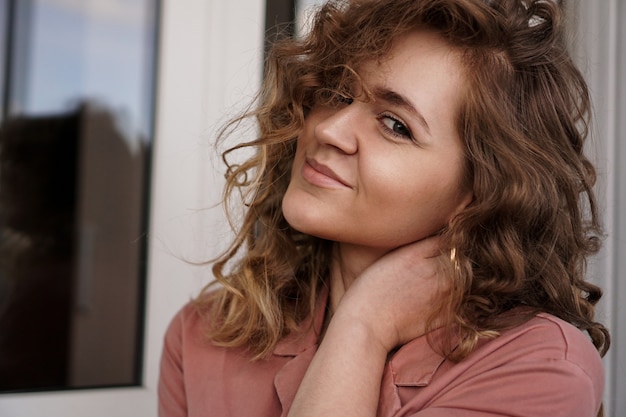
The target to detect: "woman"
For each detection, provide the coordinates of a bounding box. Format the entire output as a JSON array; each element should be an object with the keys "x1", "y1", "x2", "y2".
[{"x1": 158, "y1": 0, "x2": 610, "y2": 416}]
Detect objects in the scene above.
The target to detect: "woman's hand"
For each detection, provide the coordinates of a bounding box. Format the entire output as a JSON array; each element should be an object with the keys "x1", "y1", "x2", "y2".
[{"x1": 333, "y1": 236, "x2": 449, "y2": 352}]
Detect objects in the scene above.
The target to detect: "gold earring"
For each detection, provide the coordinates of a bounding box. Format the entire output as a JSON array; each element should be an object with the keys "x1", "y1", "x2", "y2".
[{"x1": 450, "y1": 248, "x2": 460, "y2": 271}]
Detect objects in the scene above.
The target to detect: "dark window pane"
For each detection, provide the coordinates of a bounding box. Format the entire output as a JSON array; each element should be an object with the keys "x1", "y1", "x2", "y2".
[{"x1": 0, "y1": 0, "x2": 158, "y2": 392}]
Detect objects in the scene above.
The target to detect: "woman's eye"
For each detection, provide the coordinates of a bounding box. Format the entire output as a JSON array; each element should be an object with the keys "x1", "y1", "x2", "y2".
[{"x1": 381, "y1": 115, "x2": 412, "y2": 139}]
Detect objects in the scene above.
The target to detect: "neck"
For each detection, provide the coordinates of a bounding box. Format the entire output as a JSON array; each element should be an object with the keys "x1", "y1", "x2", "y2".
[{"x1": 329, "y1": 243, "x2": 388, "y2": 314}]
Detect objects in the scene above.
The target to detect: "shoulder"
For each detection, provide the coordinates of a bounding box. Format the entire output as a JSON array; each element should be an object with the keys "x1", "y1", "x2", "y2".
[
  {"x1": 462, "y1": 313, "x2": 604, "y2": 398},
  {"x1": 158, "y1": 298, "x2": 211, "y2": 417},
  {"x1": 481, "y1": 313, "x2": 601, "y2": 359},
  {"x1": 162, "y1": 291, "x2": 221, "y2": 355},
  {"x1": 464, "y1": 314, "x2": 605, "y2": 415},
  {"x1": 486, "y1": 313, "x2": 604, "y2": 382},
  {"x1": 388, "y1": 313, "x2": 605, "y2": 417},
  {"x1": 159, "y1": 291, "x2": 303, "y2": 417}
]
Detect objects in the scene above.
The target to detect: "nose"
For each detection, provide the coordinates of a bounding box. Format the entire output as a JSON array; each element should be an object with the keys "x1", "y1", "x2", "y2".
[{"x1": 313, "y1": 104, "x2": 359, "y2": 155}]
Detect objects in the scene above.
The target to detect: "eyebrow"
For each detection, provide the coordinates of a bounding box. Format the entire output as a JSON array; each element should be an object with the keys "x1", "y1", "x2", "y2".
[{"x1": 372, "y1": 87, "x2": 431, "y2": 136}]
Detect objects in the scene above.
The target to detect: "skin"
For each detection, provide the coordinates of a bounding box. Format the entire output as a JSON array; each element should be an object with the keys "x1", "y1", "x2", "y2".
[{"x1": 282, "y1": 28, "x2": 471, "y2": 417}]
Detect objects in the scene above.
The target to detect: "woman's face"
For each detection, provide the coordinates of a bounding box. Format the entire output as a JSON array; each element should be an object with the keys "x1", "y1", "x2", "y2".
[{"x1": 282, "y1": 29, "x2": 472, "y2": 252}]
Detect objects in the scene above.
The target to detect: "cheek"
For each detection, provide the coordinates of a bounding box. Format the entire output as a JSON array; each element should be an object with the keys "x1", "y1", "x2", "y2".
[
  {"x1": 362, "y1": 158, "x2": 437, "y2": 202},
  {"x1": 367, "y1": 159, "x2": 468, "y2": 218}
]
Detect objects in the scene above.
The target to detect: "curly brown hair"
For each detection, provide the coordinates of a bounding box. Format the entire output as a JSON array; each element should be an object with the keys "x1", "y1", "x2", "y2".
[{"x1": 198, "y1": 0, "x2": 610, "y2": 363}]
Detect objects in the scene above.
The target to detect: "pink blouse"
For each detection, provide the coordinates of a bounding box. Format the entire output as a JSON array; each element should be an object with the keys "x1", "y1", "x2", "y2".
[{"x1": 158, "y1": 290, "x2": 604, "y2": 417}]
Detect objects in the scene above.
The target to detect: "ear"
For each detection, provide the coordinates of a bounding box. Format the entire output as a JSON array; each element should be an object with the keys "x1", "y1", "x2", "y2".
[{"x1": 459, "y1": 190, "x2": 474, "y2": 209}]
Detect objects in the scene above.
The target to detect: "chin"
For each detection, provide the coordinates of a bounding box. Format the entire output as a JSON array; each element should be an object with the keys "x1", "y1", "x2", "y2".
[
  {"x1": 283, "y1": 208, "x2": 336, "y2": 241},
  {"x1": 283, "y1": 213, "x2": 326, "y2": 239},
  {"x1": 282, "y1": 188, "x2": 317, "y2": 234}
]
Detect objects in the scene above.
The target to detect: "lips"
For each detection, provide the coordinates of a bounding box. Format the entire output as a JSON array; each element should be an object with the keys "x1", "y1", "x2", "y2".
[{"x1": 302, "y1": 158, "x2": 352, "y2": 189}]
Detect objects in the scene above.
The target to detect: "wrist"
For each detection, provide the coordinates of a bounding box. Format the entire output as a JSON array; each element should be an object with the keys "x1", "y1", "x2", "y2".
[{"x1": 328, "y1": 307, "x2": 397, "y2": 354}]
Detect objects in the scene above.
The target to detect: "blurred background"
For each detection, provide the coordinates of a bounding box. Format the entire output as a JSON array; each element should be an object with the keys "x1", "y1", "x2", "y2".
[
  {"x1": 0, "y1": 0, "x2": 623, "y2": 416},
  {"x1": 0, "y1": 0, "x2": 155, "y2": 392}
]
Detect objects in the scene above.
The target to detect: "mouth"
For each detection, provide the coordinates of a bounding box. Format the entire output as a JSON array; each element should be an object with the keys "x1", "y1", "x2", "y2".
[{"x1": 302, "y1": 158, "x2": 352, "y2": 189}]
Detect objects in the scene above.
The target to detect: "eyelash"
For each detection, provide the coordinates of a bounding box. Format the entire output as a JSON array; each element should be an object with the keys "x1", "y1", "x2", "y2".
[{"x1": 377, "y1": 112, "x2": 414, "y2": 141}]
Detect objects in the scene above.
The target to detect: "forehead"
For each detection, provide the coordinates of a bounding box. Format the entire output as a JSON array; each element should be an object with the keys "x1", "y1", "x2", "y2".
[
  {"x1": 360, "y1": 29, "x2": 464, "y2": 88},
  {"x1": 358, "y1": 29, "x2": 466, "y2": 131}
]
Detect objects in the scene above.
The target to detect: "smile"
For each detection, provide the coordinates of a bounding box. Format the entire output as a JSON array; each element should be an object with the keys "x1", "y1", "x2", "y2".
[{"x1": 301, "y1": 158, "x2": 352, "y2": 189}]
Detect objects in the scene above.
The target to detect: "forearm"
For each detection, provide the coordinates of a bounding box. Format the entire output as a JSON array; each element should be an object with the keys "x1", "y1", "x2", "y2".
[{"x1": 287, "y1": 315, "x2": 388, "y2": 417}]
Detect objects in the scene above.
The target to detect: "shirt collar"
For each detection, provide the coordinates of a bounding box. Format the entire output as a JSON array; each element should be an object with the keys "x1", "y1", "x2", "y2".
[{"x1": 387, "y1": 328, "x2": 449, "y2": 386}]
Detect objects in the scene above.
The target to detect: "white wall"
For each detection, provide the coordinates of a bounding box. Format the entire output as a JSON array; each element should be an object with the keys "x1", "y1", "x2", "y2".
[
  {"x1": 571, "y1": 1, "x2": 626, "y2": 416},
  {"x1": 144, "y1": 0, "x2": 267, "y2": 409}
]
